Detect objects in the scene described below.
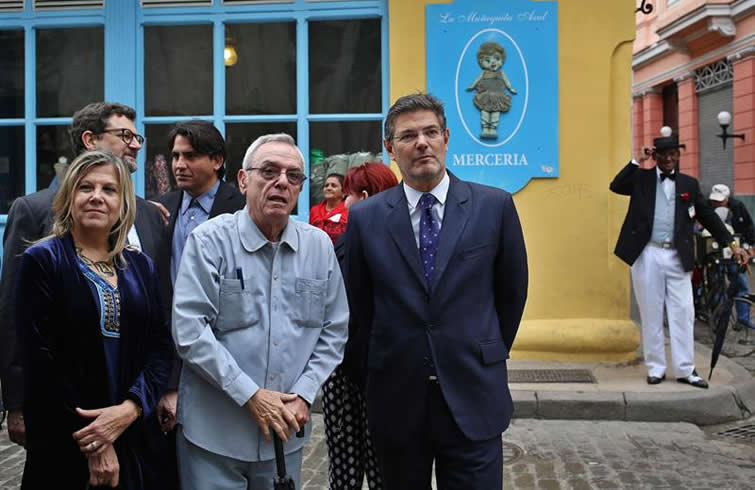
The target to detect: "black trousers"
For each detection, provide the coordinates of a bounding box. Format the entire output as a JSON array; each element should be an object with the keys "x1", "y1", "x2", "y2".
[{"x1": 370, "y1": 380, "x2": 503, "y2": 490}]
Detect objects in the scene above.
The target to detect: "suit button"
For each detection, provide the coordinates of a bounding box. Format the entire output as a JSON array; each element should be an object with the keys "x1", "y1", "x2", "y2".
[
  {"x1": 423, "y1": 357, "x2": 432, "y2": 367},
  {"x1": 426, "y1": 323, "x2": 434, "y2": 330}
]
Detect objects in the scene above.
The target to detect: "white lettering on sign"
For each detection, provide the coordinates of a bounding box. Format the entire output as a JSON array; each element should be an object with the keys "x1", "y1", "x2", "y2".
[{"x1": 452, "y1": 153, "x2": 529, "y2": 166}]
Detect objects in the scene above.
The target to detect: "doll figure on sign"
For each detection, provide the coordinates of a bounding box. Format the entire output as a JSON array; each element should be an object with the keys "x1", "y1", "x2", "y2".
[{"x1": 467, "y1": 41, "x2": 517, "y2": 139}]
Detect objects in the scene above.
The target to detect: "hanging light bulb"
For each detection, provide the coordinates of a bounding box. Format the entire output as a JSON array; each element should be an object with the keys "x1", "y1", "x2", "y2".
[{"x1": 224, "y1": 44, "x2": 238, "y2": 67}]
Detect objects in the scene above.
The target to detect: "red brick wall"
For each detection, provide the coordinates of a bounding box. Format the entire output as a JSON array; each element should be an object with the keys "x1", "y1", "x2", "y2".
[
  {"x1": 732, "y1": 54, "x2": 755, "y2": 194},
  {"x1": 677, "y1": 76, "x2": 699, "y2": 177}
]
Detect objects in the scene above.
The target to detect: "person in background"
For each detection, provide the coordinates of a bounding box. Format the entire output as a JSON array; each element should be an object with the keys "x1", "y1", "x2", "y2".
[
  {"x1": 323, "y1": 162, "x2": 398, "y2": 490},
  {"x1": 611, "y1": 133, "x2": 747, "y2": 389},
  {"x1": 16, "y1": 151, "x2": 172, "y2": 489},
  {"x1": 310, "y1": 173, "x2": 348, "y2": 244},
  {"x1": 709, "y1": 183, "x2": 755, "y2": 330}
]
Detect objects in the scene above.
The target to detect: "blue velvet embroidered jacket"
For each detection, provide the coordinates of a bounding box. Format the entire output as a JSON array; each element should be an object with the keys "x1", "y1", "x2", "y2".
[{"x1": 16, "y1": 234, "x2": 173, "y2": 489}]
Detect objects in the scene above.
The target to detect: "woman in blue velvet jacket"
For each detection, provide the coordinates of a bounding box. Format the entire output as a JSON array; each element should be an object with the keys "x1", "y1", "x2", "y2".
[{"x1": 16, "y1": 151, "x2": 173, "y2": 489}]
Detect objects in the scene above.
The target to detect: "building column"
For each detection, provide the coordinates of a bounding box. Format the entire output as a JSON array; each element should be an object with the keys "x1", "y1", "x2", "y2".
[
  {"x1": 632, "y1": 94, "x2": 644, "y2": 157},
  {"x1": 728, "y1": 47, "x2": 755, "y2": 195},
  {"x1": 674, "y1": 72, "x2": 699, "y2": 177},
  {"x1": 642, "y1": 89, "x2": 663, "y2": 150}
]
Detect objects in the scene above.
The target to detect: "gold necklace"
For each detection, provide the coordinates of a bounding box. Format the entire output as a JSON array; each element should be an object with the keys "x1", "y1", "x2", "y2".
[{"x1": 76, "y1": 247, "x2": 116, "y2": 278}]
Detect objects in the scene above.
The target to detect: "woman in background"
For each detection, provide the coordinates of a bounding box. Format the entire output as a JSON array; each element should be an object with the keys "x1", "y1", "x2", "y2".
[
  {"x1": 17, "y1": 151, "x2": 173, "y2": 489},
  {"x1": 310, "y1": 172, "x2": 348, "y2": 244},
  {"x1": 323, "y1": 162, "x2": 399, "y2": 489}
]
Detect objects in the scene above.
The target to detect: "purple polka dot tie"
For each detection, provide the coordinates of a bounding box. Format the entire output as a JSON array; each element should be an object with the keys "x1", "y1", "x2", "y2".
[{"x1": 419, "y1": 193, "x2": 440, "y2": 288}]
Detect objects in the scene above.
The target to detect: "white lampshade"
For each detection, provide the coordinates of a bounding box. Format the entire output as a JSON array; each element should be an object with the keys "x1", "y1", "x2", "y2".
[
  {"x1": 660, "y1": 126, "x2": 672, "y2": 137},
  {"x1": 717, "y1": 111, "x2": 732, "y2": 126}
]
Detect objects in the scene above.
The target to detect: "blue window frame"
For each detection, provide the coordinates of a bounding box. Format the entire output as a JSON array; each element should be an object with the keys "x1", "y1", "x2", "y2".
[{"x1": 0, "y1": 0, "x2": 389, "y2": 235}]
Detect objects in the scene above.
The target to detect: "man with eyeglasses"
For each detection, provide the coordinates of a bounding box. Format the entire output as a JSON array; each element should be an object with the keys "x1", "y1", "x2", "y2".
[
  {"x1": 0, "y1": 102, "x2": 167, "y2": 465},
  {"x1": 342, "y1": 93, "x2": 528, "y2": 489},
  {"x1": 171, "y1": 133, "x2": 348, "y2": 489}
]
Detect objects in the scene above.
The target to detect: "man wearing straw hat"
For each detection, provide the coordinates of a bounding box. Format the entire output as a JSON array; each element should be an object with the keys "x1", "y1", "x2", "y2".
[{"x1": 611, "y1": 129, "x2": 748, "y2": 389}]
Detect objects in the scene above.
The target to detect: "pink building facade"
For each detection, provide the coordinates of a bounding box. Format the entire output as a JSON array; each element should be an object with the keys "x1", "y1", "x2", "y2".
[{"x1": 633, "y1": 0, "x2": 755, "y2": 210}]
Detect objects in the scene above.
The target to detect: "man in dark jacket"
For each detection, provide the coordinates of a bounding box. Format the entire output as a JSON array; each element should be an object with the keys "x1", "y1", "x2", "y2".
[
  {"x1": 611, "y1": 133, "x2": 748, "y2": 389},
  {"x1": 709, "y1": 183, "x2": 755, "y2": 330},
  {"x1": 154, "y1": 120, "x2": 245, "y2": 432}
]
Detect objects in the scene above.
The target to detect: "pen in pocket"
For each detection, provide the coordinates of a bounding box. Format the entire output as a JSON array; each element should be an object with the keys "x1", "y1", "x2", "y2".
[{"x1": 236, "y1": 267, "x2": 245, "y2": 290}]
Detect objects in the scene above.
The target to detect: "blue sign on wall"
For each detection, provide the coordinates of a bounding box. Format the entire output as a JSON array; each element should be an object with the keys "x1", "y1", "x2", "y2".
[{"x1": 427, "y1": 0, "x2": 558, "y2": 194}]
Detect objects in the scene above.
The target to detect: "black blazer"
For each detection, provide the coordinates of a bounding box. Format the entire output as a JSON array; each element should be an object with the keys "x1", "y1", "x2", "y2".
[
  {"x1": 610, "y1": 162, "x2": 732, "y2": 272},
  {"x1": 342, "y1": 173, "x2": 528, "y2": 442},
  {"x1": 134, "y1": 196, "x2": 166, "y2": 262},
  {"x1": 155, "y1": 181, "x2": 245, "y2": 388},
  {"x1": 156, "y1": 181, "x2": 245, "y2": 311}
]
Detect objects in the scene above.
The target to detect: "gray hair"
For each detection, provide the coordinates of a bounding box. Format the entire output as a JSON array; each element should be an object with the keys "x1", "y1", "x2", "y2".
[{"x1": 242, "y1": 133, "x2": 305, "y2": 170}]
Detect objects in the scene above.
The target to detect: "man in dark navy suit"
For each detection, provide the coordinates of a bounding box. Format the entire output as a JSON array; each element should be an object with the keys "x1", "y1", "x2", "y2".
[
  {"x1": 343, "y1": 93, "x2": 528, "y2": 489},
  {"x1": 611, "y1": 132, "x2": 748, "y2": 388}
]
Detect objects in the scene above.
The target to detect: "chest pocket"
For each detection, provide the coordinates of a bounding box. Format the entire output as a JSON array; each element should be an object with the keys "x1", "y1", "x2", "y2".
[
  {"x1": 292, "y1": 278, "x2": 327, "y2": 328},
  {"x1": 215, "y1": 278, "x2": 257, "y2": 332}
]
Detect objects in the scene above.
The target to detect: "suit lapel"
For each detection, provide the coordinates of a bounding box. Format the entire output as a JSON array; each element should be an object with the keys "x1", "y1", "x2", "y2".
[
  {"x1": 209, "y1": 182, "x2": 229, "y2": 218},
  {"x1": 432, "y1": 177, "x2": 470, "y2": 288},
  {"x1": 166, "y1": 191, "x2": 183, "y2": 240},
  {"x1": 133, "y1": 198, "x2": 152, "y2": 250},
  {"x1": 386, "y1": 186, "x2": 427, "y2": 291}
]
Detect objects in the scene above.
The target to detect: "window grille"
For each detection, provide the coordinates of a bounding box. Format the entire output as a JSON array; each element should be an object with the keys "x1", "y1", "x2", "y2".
[
  {"x1": 695, "y1": 59, "x2": 733, "y2": 93},
  {"x1": 0, "y1": 0, "x2": 23, "y2": 11},
  {"x1": 142, "y1": 0, "x2": 211, "y2": 7},
  {"x1": 34, "y1": 0, "x2": 103, "y2": 9}
]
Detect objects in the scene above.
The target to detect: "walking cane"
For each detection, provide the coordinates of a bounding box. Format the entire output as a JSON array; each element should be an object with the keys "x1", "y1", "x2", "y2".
[{"x1": 273, "y1": 426, "x2": 305, "y2": 490}]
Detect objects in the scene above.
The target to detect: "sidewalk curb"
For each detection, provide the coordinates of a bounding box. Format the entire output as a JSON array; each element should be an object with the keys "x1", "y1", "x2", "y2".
[{"x1": 510, "y1": 342, "x2": 755, "y2": 425}]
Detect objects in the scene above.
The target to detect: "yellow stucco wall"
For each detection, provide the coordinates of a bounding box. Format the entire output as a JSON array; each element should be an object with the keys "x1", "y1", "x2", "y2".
[{"x1": 387, "y1": 0, "x2": 641, "y2": 361}]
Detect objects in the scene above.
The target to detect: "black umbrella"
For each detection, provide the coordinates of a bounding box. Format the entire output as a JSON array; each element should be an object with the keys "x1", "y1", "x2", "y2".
[
  {"x1": 709, "y1": 274, "x2": 741, "y2": 380},
  {"x1": 273, "y1": 433, "x2": 296, "y2": 490}
]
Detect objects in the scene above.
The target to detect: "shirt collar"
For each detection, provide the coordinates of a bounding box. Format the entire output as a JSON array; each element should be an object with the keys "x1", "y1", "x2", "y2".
[
  {"x1": 238, "y1": 208, "x2": 299, "y2": 253},
  {"x1": 403, "y1": 171, "x2": 450, "y2": 210},
  {"x1": 181, "y1": 180, "x2": 221, "y2": 215}
]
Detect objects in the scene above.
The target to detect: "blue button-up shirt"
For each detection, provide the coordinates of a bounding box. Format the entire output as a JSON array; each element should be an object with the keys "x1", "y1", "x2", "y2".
[
  {"x1": 172, "y1": 208, "x2": 349, "y2": 461},
  {"x1": 170, "y1": 180, "x2": 220, "y2": 284}
]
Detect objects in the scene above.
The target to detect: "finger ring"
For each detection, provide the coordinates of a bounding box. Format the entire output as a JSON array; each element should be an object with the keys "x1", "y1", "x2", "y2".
[{"x1": 88, "y1": 442, "x2": 97, "y2": 451}]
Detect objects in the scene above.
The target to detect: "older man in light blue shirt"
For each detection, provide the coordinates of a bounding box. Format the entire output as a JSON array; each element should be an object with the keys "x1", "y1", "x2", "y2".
[{"x1": 173, "y1": 133, "x2": 349, "y2": 489}]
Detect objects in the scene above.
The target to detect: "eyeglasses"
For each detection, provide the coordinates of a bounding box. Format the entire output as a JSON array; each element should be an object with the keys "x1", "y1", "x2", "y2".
[
  {"x1": 102, "y1": 128, "x2": 145, "y2": 146},
  {"x1": 246, "y1": 166, "x2": 307, "y2": 185},
  {"x1": 393, "y1": 127, "x2": 444, "y2": 145}
]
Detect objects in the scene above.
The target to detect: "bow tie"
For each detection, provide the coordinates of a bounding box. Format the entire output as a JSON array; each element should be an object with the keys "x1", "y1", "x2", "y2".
[{"x1": 660, "y1": 172, "x2": 676, "y2": 181}]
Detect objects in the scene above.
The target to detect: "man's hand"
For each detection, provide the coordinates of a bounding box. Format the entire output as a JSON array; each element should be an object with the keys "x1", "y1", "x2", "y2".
[
  {"x1": 149, "y1": 200, "x2": 170, "y2": 226},
  {"x1": 87, "y1": 443, "x2": 120, "y2": 488},
  {"x1": 636, "y1": 150, "x2": 655, "y2": 169},
  {"x1": 244, "y1": 389, "x2": 300, "y2": 442},
  {"x1": 156, "y1": 390, "x2": 178, "y2": 433},
  {"x1": 283, "y1": 395, "x2": 310, "y2": 428},
  {"x1": 733, "y1": 247, "x2": 750, "y2": 266},
  {"x1": 7, "y1": 410, "x2": 26, "y2": 447},
  {"x1": 73, "y1": 400, "x2": 140, "y2": 455}
]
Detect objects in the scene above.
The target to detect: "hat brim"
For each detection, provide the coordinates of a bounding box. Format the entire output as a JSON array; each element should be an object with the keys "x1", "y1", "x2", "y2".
[{"x1": 709, "y1": 192, "x2": 727, "y2": 201}]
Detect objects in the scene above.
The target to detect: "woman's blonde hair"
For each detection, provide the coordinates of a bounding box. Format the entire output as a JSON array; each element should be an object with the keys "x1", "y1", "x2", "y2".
[{"x1": 48, "y1": 150, "x2": 136, "y2": 264}]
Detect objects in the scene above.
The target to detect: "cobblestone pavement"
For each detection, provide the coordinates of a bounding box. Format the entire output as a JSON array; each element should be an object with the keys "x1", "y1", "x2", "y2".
[
  {"x1": 2, "y1": 320, "x2": 754, "y2": 489},
  {"x1": 3, "y1": 414, "x2": 755, "y2": 489}
]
